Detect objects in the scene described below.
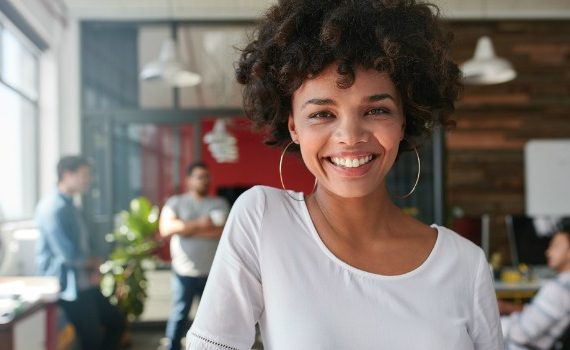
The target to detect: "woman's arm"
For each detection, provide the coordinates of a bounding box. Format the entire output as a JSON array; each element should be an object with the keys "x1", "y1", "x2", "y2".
[
  {"x1": 187, "y1": 187, "x2": 266, "y2": 350},
  {"x1": 471, "y1": 251, "x2": 505, "y2": 350}
]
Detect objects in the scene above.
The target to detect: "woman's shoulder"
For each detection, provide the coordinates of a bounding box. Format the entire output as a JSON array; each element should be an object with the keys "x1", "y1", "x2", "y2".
[
  {"x1": 229, "y1": 186, "x2": 307, "y2": 239},
  {"x1": 234, "y1": 185, "x2": 296, "y2": 208},
  {"x1": 432, "y1": 225, "x2": 487, "y2": 263},
  {"x1": 435, "y1": 225, "x2": 479, "y2": 247}
]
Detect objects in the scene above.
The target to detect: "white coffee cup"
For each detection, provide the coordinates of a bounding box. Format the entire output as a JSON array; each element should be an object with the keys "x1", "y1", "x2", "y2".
[{"x1": 209, "y1": 208, "x2": 228, "y2": 226}]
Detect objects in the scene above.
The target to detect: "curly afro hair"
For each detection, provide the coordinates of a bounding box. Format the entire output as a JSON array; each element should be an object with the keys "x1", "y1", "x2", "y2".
[{"x1": 236, "y1": 0, "x2": 462, "y2": 153}]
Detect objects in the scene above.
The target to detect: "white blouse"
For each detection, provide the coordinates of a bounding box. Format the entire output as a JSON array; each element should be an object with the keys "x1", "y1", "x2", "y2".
[{"x1": 187, "y1": 186, "x2": 503, "y2": 350}]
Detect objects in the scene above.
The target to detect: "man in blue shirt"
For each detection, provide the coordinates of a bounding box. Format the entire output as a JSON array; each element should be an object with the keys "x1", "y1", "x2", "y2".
[{"x1": 36, "y1": 155, "x2": 125, "y2": 350}]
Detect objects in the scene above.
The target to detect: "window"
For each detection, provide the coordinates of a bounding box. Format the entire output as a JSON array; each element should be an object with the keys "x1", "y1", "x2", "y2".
[{"x1": 0, "y1": 19, "x2": 40, "y2": 221}]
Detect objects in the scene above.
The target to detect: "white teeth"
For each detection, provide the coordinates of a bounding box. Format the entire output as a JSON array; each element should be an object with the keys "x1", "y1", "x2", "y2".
[{"x1": 331, "y1": 155, "x2": 373, "y2": 168}]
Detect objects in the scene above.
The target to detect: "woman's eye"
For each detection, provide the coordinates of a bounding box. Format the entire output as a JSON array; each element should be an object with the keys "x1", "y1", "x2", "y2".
[
  {"x1": 366, "y1": 108, "x2": 390, "y2": 116},
  {"x1": 308, "y1": 111, "x2": 334, "y2": 119}
]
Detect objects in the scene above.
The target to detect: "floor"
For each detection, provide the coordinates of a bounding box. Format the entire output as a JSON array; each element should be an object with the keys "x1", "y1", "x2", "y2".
[
  {"x1": 126, "y1": 269, "x2": 195, "y2": 350},
  {"x1": 128, "y1": 323, "x2": 168, "y2": 350}
]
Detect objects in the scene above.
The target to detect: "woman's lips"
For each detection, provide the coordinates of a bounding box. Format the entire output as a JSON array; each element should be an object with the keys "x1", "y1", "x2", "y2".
[{"x1": 324, "y1": 154, "x2": 377, "y2": 177}]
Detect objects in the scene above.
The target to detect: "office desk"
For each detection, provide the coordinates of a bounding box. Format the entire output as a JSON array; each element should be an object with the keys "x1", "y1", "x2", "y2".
[
  {"x1": 0, "y1": 277, "x2": 59, "y2": 350},
  {"x1": 495, "y1": 279, "x2": 544, "y2": 300}
]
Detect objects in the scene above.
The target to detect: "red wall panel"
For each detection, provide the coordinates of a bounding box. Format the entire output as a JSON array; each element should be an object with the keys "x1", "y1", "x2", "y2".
[{"x1": 200, "y1": 117, "x2": 316, "y2": 196}]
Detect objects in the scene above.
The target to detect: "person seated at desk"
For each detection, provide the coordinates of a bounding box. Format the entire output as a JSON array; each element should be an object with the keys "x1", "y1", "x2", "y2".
[{"x1": 499, "y1": 221, "x2": 570, "y2": 350}]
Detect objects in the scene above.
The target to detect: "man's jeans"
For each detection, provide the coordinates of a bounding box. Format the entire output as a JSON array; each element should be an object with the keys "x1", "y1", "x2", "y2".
[{"x1": 166, "y1": 273, "x2": 208, "y2": 350}]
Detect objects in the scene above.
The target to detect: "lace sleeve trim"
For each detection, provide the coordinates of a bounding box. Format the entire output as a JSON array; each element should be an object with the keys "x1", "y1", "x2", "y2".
[{"x1": 188, "y1": 331, "x2": 240, "y2": 350}]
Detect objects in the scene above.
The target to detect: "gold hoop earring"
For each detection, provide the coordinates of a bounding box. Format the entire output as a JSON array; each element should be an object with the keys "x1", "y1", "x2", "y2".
[
  {"x1": 279, "y1": 141, "x2": 317, "y2": 201},
  {"x1": 395, "y1": 146, "x2": 421, "y2": 199}
]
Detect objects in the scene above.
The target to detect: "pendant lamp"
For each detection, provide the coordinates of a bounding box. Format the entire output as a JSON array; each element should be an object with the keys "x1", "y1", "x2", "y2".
[
  {"x1": 140, "y1": 36, "x2": 202, "y2": 87},
  {"x1": 203, "y1": 119, "x2": 238, "y2": 163},
  {"x1": 460, "y1": 36, "x2": 516, "y2": 85}
]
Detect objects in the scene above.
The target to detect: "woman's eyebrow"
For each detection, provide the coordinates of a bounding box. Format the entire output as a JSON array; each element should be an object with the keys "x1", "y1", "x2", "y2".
[
  {"x1": 301, "y1": 98, "x2": 336, "y2": 110},
  {"x1": 366, "y1": 93, "x2": 395, "y2": 102},
  {"x1": 300, "y1": 93, "x2": 396, "y2": 110}
]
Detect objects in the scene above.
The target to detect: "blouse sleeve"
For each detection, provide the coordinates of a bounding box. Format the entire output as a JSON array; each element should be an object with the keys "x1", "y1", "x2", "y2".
[
  {"x1": 471, "y1": 250, "x2": 505, "y2": 350},
  {"x1": 187, "y1": 187, "x2": 266, "y2": 350}
]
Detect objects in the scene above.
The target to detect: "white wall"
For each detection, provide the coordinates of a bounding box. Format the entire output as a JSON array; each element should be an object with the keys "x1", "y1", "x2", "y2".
[
  {"x1": 57, "y1": 19, "x2": 80, "y2": 159},
  {"x1": 64, "y1": 0, "x2": 570, "y2": 20},
  {"x1": 525, "y1": 140, "x2": 570, "y2": 217}
]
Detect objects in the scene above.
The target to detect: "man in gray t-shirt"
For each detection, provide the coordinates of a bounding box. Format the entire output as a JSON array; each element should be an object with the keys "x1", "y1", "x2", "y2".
[{"x1": 159, "y1": 162, "x2": 229, "y2": 350}]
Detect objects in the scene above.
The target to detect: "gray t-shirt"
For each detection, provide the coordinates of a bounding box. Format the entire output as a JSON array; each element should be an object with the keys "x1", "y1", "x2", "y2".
[{"x1": 165, "y1": 193, "x2": 229, "y2": 277}]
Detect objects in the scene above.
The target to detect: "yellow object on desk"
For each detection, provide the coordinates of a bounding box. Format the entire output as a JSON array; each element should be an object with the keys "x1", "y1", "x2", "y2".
[
  {"x1": 500, "y1": 268, "x2": 523, "y2": 283},
  {"x1": 496, "y1": 266, "x2": 542, "y2": 300},
  {"x1": 495, "y1": 279, "x2": 541, "y2": 300}
]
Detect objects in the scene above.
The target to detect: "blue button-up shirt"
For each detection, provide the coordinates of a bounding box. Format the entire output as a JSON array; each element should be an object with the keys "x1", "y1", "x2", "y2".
[{"x1": 35, "y1": 190, "x2": 91, "y2": 301}]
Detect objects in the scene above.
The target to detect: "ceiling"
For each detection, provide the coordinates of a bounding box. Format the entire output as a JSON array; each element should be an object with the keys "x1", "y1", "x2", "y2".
[{"x1": 62, "y1": 0, "x2": 570, "y2": 20}]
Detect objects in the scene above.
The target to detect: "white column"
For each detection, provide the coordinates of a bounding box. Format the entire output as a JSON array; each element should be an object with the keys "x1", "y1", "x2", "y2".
[{"x1": 58, "y1": 19, "x2": 81, "y2": 155}]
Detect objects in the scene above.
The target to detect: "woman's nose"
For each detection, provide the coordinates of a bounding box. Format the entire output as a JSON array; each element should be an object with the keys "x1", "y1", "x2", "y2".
[{"x1": 333, "y1": 115, "x2": 368, "y2": 145}]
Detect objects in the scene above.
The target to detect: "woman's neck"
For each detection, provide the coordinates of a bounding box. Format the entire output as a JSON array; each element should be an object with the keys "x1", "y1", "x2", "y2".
[{"x1": 307, "y1": 186, "x2": 402, "y2": 244}]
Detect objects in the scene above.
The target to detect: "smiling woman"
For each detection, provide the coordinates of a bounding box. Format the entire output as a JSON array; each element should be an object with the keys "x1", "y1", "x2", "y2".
[{"x1": 186, "y1": 1, "x2": 503, "y2": 350}]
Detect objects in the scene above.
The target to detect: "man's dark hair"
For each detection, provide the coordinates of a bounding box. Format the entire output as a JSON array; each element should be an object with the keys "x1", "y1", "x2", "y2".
[
  {"x1": 559, "y1": 218, "x2": 570, "y2": 239},
  {"x1": 236, "y1": 0, "x2": 461, "y2": 154},
  {"x1": 186, "y1": 162, "x2": 208, "y2": 177},
  {"x1": 57, "y1": 155, "x2": 90, "y2": 183}
]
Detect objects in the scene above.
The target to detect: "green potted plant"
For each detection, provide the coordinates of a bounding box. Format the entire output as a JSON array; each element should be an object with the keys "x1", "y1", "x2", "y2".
[{"x1": 100, "y1": 196, "x2": 160, "y2": 322}]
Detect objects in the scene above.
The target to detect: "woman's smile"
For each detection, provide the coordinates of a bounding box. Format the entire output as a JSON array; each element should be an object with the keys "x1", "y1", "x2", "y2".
[{"x1": 323, "y1": 151, "x2": 378, "y2": 178}]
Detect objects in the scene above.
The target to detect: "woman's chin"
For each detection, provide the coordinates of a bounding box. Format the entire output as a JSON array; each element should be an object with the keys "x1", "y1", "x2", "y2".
[{"x1": 318, "y1": 182, "x2": 384, "y2": 200}]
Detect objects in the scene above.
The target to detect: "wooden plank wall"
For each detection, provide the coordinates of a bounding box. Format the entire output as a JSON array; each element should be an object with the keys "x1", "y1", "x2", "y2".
[{"x1": 446, "y1": 21, "x2": 570, "y2": 264}]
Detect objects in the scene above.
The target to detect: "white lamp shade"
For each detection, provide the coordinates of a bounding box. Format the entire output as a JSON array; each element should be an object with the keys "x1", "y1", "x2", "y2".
[
  {"x1": 140, "y1": 37, "x2": 202, "y2": 87},
  {"x1": 168, "y1": 70, "x2": 202, "y2": 87},
  {"x1": 203, "y1": 119, "x2": 239, "y2": 163},
  {"x1": 460, "y1": 36, "x2": 517, "y2": 85}
]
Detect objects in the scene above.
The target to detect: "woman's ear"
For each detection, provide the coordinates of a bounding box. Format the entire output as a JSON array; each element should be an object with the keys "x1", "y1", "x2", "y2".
[{"x1": 288, "y1": 115, "x2": 299, "y2": 143}]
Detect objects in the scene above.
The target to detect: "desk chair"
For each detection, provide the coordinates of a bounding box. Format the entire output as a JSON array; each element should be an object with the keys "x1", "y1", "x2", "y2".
[{"x1": 550, "y1": 322, "x2": 570, "y2": 350}]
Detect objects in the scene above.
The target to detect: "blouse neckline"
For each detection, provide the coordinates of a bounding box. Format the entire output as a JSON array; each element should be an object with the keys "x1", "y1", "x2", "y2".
[{"x1": 291, "y1": 190, "x2": 442, "y2": 281}]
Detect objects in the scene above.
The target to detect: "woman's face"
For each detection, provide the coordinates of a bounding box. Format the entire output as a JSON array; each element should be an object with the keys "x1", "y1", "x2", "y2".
[{"x1": 288, "y1": 64, "x2": 405, "y2": 198}]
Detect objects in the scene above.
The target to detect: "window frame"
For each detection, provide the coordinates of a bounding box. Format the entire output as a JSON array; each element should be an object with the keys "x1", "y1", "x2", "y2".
[{"x1": 0, "y1": 11, "x2": 41, "y2": 222}]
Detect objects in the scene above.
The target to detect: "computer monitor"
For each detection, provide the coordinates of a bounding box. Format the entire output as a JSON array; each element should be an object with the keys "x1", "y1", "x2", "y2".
[
  {"x1": 505, "y1": 215, "x2": 558, "y2": 267},
  {"x1": 217, "y1": 186, "x2": 251, "y2": 206}
]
